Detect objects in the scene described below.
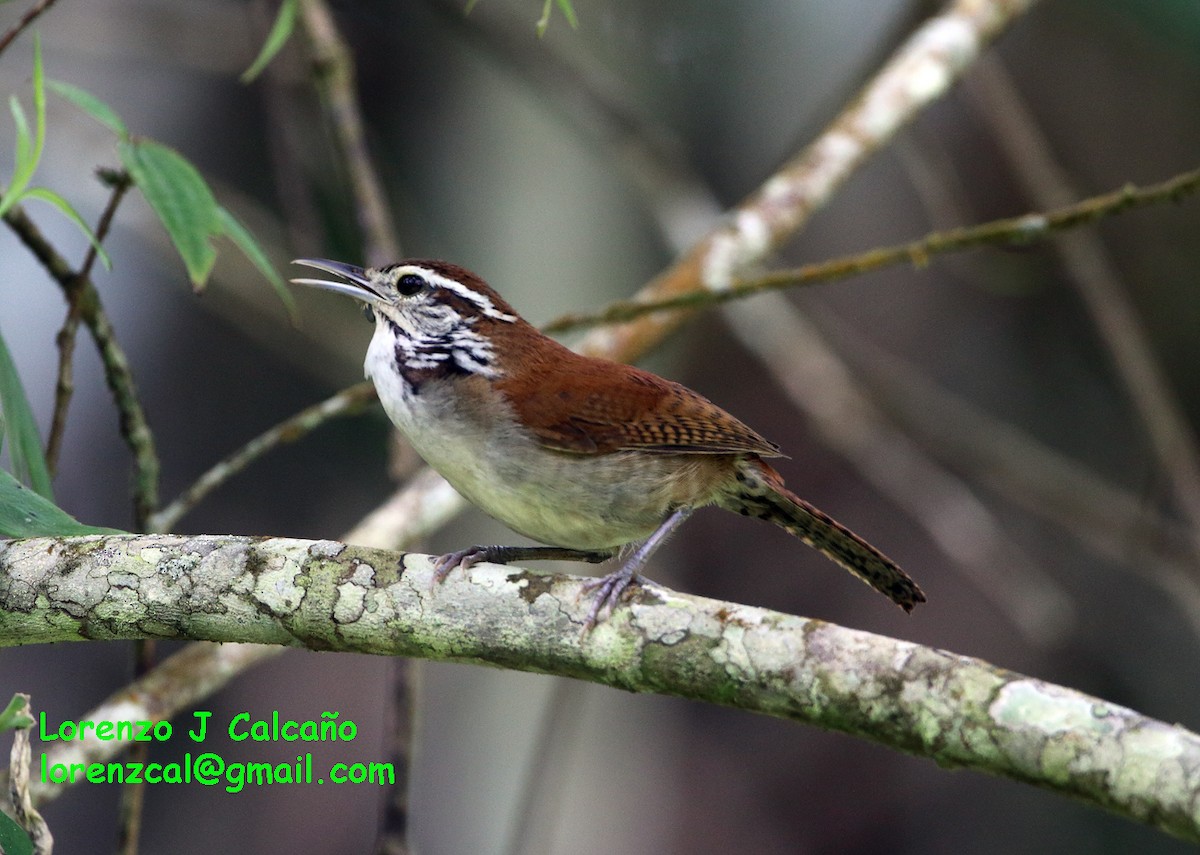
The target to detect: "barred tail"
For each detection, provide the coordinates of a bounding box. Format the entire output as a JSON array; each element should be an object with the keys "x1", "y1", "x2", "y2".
[{"x1": 724, "y1": 459, "x2": 925, "y2": 613}]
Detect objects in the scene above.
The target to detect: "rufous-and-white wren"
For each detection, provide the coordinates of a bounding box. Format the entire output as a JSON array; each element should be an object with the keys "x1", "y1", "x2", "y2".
[{"x1": 291, "y1": 258, "x2": 925, "y2": 627}]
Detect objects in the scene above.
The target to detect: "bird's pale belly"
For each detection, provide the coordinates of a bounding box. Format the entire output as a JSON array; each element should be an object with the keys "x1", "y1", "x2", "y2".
[
  {"x1": 371, "y1": 384, "x2": 719, "y2": 550},
  {"x1": 422, "y1": 431, "x2": 728, "y2": 550}
]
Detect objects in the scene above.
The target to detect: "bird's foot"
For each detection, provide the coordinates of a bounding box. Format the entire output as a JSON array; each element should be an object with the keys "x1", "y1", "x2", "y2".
[{"x1": 579, "y1": 564, "x2": 644, "y2": 633}]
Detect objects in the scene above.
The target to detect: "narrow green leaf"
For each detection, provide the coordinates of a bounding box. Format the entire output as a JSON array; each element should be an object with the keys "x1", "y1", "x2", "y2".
[
  {"x1": 0, "y1": 695, "x2": 34, "y2": 732},
  {"x1": 555, "y1": 0, "x2": 578, "y2": 28},
  {"x1": 241, "y1": 0, "x2": 299, "y2": 83},
  {"x1": 216, "y1": 205, "x2": 297, "y2": 321},
  {"x1": 120, "y1": 138, "x2": 220, "y2": 287},
  {"x1": 0, "y1": 34, "x2": 47, "y2": 217},
  {"x1": 9, "y1": 95, "x2": 31, "y2": 167},
  {"x1": 0, "y1": 325, "x2": 53, "y2": 500},
  {"x1": 0, "y1": 98, "x2": 33, "y2": 216},
  {"x1": 31, "y1": 33, "x2": 46, "y2": 165},
  {"x1": 47, "y1": 79, "x2": 128, "y2": 137},
  {"x1": 536, "y1": 0, "x2": 577, "y2": 35},
  {"x1": 20, "y1": 187, "x2": 113, "y2": 270},
  {"x1": 0, "y1": 468, "x2": 124, "y2": 537}
]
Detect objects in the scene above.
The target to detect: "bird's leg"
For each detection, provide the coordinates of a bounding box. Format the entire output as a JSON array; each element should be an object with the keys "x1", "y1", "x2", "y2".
[{"x1": 580, "y1": 507, "x2": 693, "y2": 631}]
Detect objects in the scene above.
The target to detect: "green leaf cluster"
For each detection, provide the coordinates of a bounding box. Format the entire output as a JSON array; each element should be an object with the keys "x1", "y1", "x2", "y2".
[
  {"x1": 47, "y1": 80, "x2": 294, "y2": 315},
  {"x1": 0, "y1": 34, "x2": 111, "y2": 268}
]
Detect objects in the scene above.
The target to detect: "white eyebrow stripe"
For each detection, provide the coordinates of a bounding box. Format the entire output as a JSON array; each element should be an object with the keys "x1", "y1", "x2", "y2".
[{"x1": 400, "y1": 265, "x2": 518, "y2": 323}]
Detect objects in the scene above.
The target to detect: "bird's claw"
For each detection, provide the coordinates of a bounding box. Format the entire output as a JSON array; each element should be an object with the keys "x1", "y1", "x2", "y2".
[
  {"x1": 430, "y1": 546, "x2": 490, "y2": 590},
  {"x1": 579, "y1": 568, "x2": 642, "y2": 633}
]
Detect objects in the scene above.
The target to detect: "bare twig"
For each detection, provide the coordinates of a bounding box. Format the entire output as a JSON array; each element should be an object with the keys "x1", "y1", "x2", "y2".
[
  {"x1": 546, "y1": 164, "x2": 1200, "y2": 333},
  {"x1": 967, "y1": 57, "x2": 1200, "y2": 546},
  {"x1": 341, "y1": 466, "x2": 462, "y2": 549},
  {"x1": 816, "y1": 310, "x2": 1200, "y2": 639},
  {"x1": 296, "y1": 0, "x2": 400, "y2": 266},
  {"x1": 571, "y1": 0, "x2": 1040, "y2": 364},
  {"x1": 725, "y1": 294, "x2": 1073, "y2": 642},
  {"x1": 426, "y1": 0, "x2": 719, "y2": 251},
  {"x1": 7, "y1": 695, "x2": 53, "y2": 855},
  {"x1": 45, "y1": 170, "x2": 132, "y2": 475},
  {"x1": 0, "y1": 0, "x2": 58, "y2": 57},
  {"x1": 4, "y1": 202, "x2": 160, "y2": 527},
  {"x1": 148, "y1": 380, "x2": 377, "y2": 533},
  {"x1": 374, "y1": 662, "x2": 418, "y2": 855}
]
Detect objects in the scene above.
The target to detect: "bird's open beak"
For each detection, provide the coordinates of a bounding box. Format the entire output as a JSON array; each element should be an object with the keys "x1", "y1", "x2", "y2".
[{"x1": 290, "y1": 258, "x2": 384, "y2": 303}]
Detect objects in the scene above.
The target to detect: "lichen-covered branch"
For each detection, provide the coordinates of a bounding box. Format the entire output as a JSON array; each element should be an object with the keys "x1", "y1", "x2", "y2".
[{"x1": 1, "y1": 534, "x2": 1198, "y2": 844}]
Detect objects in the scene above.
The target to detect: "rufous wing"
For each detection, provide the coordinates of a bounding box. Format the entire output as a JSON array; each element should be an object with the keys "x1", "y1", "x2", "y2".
[{"x1": 497, "y1": 342, "x2": 781, "y2": 457}]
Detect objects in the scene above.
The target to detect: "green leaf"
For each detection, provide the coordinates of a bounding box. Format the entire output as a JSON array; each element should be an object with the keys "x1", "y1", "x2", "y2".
[
  {"x1": 0, "y1": 694, "x2": 34, "y2": 732},
  {"x1": 21, "y1": 187, "x2": 113, "y2": 270},
  {"x1": 0, "y1": 812, "x2": 33, "y2": 855},
  {"x1": 241, "y1": 0, "x2": 298, "y2": 83},
  {"x1": 0, "y1": 97, "x2": 33, "y2": 216},
  {"x1": 0, "y1": 33, "x2": 50, "y2": 217},
  {"x1": 536, "y1": 0, "x2": 578, "y2": 36},
  {"x1": 555, "y1": 0, "x2": 578, "y2": 29},
  {"x1": 0, "y1": 468, "x2": 124, "y2": 537},
  {"x1": 216, "y1": 205, "x2": 297, "y2": 321},
  {"x1": 31, "y1": 31, "x2": 46, "y2": 160},
  {"x1": 0, "y1": 325, "x2": 53, "y2": 500},
  {"x1": 9, "y1": 95, "x2": 31, "y2": 167},
  {"x1": 120, "y1": 138, "x2": 220, "y2": 287},
  {"x1": 47, "y1": 79, "x2": 128, "y2": 137}
]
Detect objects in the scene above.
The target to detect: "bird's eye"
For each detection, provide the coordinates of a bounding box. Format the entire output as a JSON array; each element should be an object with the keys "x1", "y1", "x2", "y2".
[
  {"x1": 361, "y1": 304, "x2": 376, "y2": 323},
  {"x1": 396, "y1": 273, "x2": 426, "y2": 296}
]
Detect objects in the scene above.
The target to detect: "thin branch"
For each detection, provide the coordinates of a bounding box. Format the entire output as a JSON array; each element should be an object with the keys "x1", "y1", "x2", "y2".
[
  {"x1": 2, "y1": 533, "x2": 1199, "y2": 846},
  {"x1": 340, "y1": 466, "x2": 463, "y2": 550},
  {"x1": 967, "y1": 57, "x2": 1200, "y2": 545},
  {"x1": 0, "y1": 0, "x2": 58, "y2": 57},
  {"x1": 45, "y1": 170, "x2": 132, "y2": 475},
  {"x1": 148, "y1": 380, "x2": 377, "y2": 533},
  {"x1": 297, "y1": 0, "x2": 400, "y2": 266},
  {"x1": 374, "y1": 662, "x2": 418, "y2": 855},
  {"x1": 570, "y1": 0, "x2": 1041, "y2": 364},
  {"x1": 815, "y1": 310, "x2": 1200, "y2": 639},
  {"x1": 724, "y1": 294, "x2": 1073, "y2": 644},
  {"x1": 6, "y1": 695, "x2": 53, "y2": 855},
  {"x1": 426, "y1": 0, "x2": 719, "y2": 252},
  {"x1": 3, "y1": 202, "x2": 160, "y2": 528},
  {"x1": 545, "y1": 163, "x2": 1200, "y2": 333}
]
